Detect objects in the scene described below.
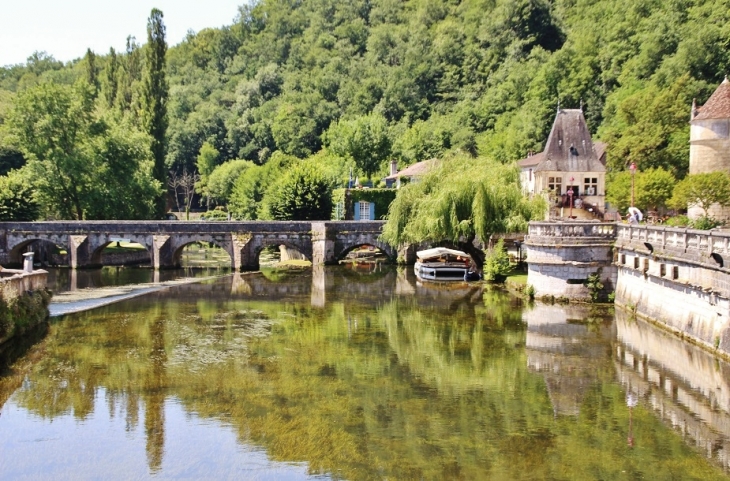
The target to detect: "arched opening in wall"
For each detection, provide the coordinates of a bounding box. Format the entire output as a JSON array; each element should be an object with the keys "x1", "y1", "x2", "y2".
[
  {"x1": 258, "y1": 244, "x2": 311, "y2": 268},
  {"x1": 174, "y1": 241, "x2": 232, "y2": 271},
  {"x1": 9, "y1": 239, "x2": 66, "y2": 268},
  {"x1": 338, "y1": 244, "x2": 391, "y2": 273},
  {"x1": 91, "y1": 238, "x2": 152, "y2": 267}
]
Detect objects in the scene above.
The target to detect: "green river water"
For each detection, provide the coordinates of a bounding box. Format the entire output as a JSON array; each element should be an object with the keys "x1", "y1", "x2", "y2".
[{"x1": 1, "y1": 265, "x2": 729, "y2": 480}]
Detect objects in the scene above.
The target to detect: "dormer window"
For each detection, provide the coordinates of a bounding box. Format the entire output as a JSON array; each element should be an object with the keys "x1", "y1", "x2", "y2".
[{"x1": 569, "y1": 144, "x2": 579, "y2": 156}]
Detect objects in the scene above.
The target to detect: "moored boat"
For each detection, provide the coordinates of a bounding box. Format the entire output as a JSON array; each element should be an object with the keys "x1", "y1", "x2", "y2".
[{"x1": 414, "y1": 247, "x2": 476, "y2": 281}]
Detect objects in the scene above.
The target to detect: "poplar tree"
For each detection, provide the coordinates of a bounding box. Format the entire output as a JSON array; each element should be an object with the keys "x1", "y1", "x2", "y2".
[
  {"x1": 142, "y1": 8, "x2": 169, "y2": 218},
  {"x1": 84, "y1": 48, "x2": 99, "y2": 97},
  {"x1": 102, "y1": 47, "x2": 118, "y2": 109}
]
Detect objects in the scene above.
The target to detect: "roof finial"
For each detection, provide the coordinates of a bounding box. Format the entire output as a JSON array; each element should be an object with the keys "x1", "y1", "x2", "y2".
[
  {"x1": 691, "y1": 98, "x2": 697, "y2": 121},
  {"x1": 579, "y1": 98, "x2": 584, "y2": 111},
  {"x1": 557, "y1": 99, "x2": 560, "y2": 113}
]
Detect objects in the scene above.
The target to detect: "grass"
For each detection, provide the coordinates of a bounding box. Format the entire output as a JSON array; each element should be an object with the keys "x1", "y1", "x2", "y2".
[{"x1": 102, "y1": 241, "x2": 147, "y2": 253}]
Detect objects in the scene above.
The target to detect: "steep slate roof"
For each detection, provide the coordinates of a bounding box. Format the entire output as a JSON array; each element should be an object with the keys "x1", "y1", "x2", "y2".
[
  {"x1": 534, "y1": 109, "x2": 605, "y2": 173},
  {"x1": 515, "y1": 109, "x2": 606, "y2": 173},
  {"x1": 694, "y1": 77, "x2": 730, "y2": 121}
]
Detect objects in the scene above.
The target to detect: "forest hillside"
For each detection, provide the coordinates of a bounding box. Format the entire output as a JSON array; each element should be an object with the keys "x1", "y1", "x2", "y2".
[{"x1": 1, "y1": 0, "x2": 729, "y2": 220}]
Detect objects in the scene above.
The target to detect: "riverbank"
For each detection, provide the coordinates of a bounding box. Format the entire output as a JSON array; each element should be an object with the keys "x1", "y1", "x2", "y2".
[{"x1": 0, "y1": 270, "x2": 51, "y2": 347}]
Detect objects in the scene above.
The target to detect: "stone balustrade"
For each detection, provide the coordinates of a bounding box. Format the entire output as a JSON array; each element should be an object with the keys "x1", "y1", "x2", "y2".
[
  {"x1": 616, "y1": 224, "x2": 730, "y2": 257},
  {"x1": 528, "y1": 221, "x2": 617, "y2": 242}
]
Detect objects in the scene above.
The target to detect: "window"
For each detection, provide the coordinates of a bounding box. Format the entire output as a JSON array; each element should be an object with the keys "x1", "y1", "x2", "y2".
[
  {"x1": 548, "y1": 176, "x2": 562, "y2": 193},
  {"x1": 584, "y1": 177, "x2": 598, "y2": 195},
  {"x1": 660, "y1": 264, "x2": 666, "y2": 277},
  {"x1": 358, "y1": 201, "x2": 370, "y2": 220}
]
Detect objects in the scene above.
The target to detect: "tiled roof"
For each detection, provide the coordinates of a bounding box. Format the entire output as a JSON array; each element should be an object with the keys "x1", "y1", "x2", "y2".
[
  {"x1": 517, "y1": 152, "x2": 544, "y2": 168},
  {"x1": 385, "y1": 158, "x2": 437, "y2": 179},
  {"x1": 694, "y1": 78, "x2": 730, "y2": 121}
]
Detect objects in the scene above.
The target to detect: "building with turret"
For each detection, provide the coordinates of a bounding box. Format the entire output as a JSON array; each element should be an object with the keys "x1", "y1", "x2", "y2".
[
  {"x1": 518, "y1": 109, "x2": 606, "y2": 219},
  {"x1": 689, "y1": 77, "x2": 730, "y2": 220}
]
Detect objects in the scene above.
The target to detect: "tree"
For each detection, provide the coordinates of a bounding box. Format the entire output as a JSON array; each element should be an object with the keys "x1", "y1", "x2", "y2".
[
  {"x1": 381, "y1": 154, "x2": 545, "y2": 267},
  {"x1": 168, "y1": 168, "x2": 200, "y2": 220},
  {"x1": 195, "y1": 141, "x2": 220, "y2": 209},
  {"x1": 324, "y1": 113, "x2": 391, "y2": 180},
  {"x1": 142, "y1": 8, "x2": 169, "y2": 218},
  {"x1": 84, "y1": 48, "x2": 99, "y2": 97},
  {"x1": 102, "y1": 47, "x2": 119, "y2": 109},
  {"x1": 207, "y1": 159, "x2": 252, "y2": 206},
  {"x1": 229, "y1": 153, "x2": 293, "y2": 219},
  {"x1": 606, "y1": 167, "x2": 676, "y2": 213},
  {"x1": 6, "y1": 82, "x2": 160, "y2": 220},
  {"x1": 0, "y1": 170, "x2": 39, "y2": 221},
  {"x1": 669, "y1": 172, "x2": 730, "y2": 218},
  {"x1": 260, "y1": 162, "x2": 335, "y2": 221}
]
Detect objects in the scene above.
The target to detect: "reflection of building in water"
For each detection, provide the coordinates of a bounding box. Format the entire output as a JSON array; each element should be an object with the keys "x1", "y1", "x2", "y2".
[
  {"x1": 524, "y1": 304, "x2": 614, "y2": 416},
  {"x1": 615, "y1": 309, "x2": 730, "y2": 471}
]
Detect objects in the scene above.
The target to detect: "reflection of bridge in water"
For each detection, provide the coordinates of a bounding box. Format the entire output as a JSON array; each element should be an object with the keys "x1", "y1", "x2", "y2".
[{"x1": 0, "y1": 221, "x2": 395, "y2": 270}]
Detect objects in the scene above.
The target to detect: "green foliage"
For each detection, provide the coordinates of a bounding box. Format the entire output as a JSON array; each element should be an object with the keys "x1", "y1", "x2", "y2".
[
  {"x1": 260, "y1": 161, "x2": 335, "y2": 221},
  {"x1": 324, "y1": 112, "x2": 391, "y2": 179},
  {"x1": 207, "y1": 159, "x2": 252, "y2": 204},
  {"x1": 0, "y1": 145, "x2": 25, "y2": 176},
  {"x1": 483, "y1": 239, "x2": 511, "y2": 283},
  {"x1": 331, "y1": 188, "x2": 397, "y2": 220},
  {"x1": 6, "y1": 82, "x2": 160, "y2": 219},
  {"x1": 0, "y1": 170, "x2": 39, "y2": 221},
  {"x1": 607, "y1": 167, "x2": 676, "y2": 213},
  {"x1": 664, "y1": 215, "x2": 690, "y2": 227},
  {"x1": 201, "y1": 209, "x2": 228, "y2": 221},
  {"x1": 142, "y1": 8, "x2": 169, "y2": 218},
  {"x1": 382, "y1": 154, "x2": 545, "y2": 263},
  {"x1": 229, "y1": 152, "x2": 294, "y2": 220},
  {"x1": 0, "y1": 289, "x2": 51, "y2": 341},
  {"x1": 586, "y1": 270, "x2": 605, "y2": 303},
  {"x1": 690, "y1": 216, "x2": 722, "y2": 231},
  {"x1": 670, "y1": 172, "x2": 730, "y2": 217}
]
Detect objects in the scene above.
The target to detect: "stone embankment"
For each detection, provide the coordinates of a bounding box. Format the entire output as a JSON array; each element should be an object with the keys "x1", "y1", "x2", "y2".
[
  {"x1": 525, "y1": 221, "x2": 730, "y2": 360},
  {"x1": 0, "y1": 257, "x2": 51, "y2": 347}
]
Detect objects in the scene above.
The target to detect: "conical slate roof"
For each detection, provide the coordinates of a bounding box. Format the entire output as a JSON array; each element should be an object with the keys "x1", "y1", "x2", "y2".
[
  {"x1": 534, "y1": 109, "x2": 605, "y2": 173},
  {"x1": 694, "y1": 77, "x2": 730, "y2": 121}
]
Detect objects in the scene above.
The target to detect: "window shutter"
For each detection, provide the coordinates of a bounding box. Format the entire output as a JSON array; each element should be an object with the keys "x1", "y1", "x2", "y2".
[
  {"x1": 369, "y1": 202, "x2": 375, "y2": 220},
  {"x1": 354, "y1": 202, "x2": 360, "y2": 220}
]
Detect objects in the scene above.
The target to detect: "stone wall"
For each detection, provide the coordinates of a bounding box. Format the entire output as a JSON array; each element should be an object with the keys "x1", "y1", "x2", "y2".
[
  {"x1": 0, "y1": 270, "x2": 48, "y2": 300},
  {"x1": 525, "y1": 222, "x2": 617, "y2": 300}
]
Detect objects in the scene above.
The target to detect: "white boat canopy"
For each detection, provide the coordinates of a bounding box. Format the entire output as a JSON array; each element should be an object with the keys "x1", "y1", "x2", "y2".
[{"x1": 416, "y1": 247, "x2": 470, "y2": 261}]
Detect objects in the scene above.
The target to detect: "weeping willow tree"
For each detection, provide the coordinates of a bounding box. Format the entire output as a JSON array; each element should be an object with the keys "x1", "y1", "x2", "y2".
[{"x1": 381, "y1": 154, "x2": 545, "y2": 267}]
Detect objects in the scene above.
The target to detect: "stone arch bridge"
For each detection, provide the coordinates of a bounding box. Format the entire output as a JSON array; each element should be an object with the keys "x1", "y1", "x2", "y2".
[{"x1": 0, "y1": 221, "x2": 396, "y2": 270}]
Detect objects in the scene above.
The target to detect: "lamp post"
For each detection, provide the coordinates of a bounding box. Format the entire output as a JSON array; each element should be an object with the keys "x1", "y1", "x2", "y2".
[
  {"x1": 568, "y1": 177, "x2": 575, "y2": 218},
  {"x1": 629, "y1": 162, "x2": 637, "y2": 207}
]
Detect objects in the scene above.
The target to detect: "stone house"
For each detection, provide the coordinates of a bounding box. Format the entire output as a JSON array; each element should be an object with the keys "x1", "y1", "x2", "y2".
[
  {"x1": 518, "y1": 109, "x2": 607, "y2": 218},
  {"x1": 689, "y1": 77, "x2": 730, "y2": 221}
]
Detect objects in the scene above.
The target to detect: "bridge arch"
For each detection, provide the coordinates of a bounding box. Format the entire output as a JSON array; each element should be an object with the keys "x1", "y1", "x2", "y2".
[
  {"x1": 336, "y1": 241, "x2": 395, "y2": 262},
  {"x1": 335, "y1": 240, "x2": 396, "y2": 263},
  {"x1": 168, "y1": 235, "x2": 235, "y2": 269},
  {"x1": 251, "y1": 239, "x2": 312, "y2": 267},
  {"x1": 8, "y1": 237, "x2": 68, "y2": 267},
  {"x1": 87, "y1": 235, "x2": 154, "y2": 267}
]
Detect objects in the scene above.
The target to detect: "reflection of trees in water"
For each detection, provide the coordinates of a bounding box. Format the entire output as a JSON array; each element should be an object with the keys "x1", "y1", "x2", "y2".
[{"x1": 6, "y1": 282, "x2": 730, "y2": 480}]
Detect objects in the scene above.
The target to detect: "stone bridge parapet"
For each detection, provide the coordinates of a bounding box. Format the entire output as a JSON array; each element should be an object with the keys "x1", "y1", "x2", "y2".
[{"x1": 0, "y1": 221, "x2": 394, "y2": 271}]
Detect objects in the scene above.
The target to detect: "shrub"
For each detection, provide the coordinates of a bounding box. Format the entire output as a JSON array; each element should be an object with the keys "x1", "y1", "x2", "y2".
[
  {"x1": 201, "y1": 209, "x2": 228, "y2": 221},
  {"x1": 664, "y1": 215, "x2": 690, "y2": 227},
  {"x1": 483, "y1": 239, "x2": 510, "y2": 283},
  {"x1": 691, "y1": 216, "x2": 721, "y2": 230}
]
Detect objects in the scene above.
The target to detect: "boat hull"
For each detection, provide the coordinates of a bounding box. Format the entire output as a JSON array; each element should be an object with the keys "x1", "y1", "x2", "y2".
[{"x1": 414, "y1": 261, "x2": 468, "y2": 281}]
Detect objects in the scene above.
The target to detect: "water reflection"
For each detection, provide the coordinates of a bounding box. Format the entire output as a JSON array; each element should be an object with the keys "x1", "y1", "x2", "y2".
[{"x1": 0, "y1": 268, "x2": 729, "y2": 479}]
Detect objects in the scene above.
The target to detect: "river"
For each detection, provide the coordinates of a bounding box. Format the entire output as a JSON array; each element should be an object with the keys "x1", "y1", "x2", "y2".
[{"x1": 1, "y1": 265, "x2": 729, "y2": 480}]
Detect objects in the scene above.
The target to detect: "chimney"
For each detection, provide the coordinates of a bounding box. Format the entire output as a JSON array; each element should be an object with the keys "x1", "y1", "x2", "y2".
[{"x1": 390, "y1": 159, "x2": 398, "y2": 176}]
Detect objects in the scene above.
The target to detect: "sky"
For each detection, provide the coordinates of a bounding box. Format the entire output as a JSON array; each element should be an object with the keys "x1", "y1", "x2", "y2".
[{"x1": 0, "y1": 1, "x2": 245, "y2": 67}]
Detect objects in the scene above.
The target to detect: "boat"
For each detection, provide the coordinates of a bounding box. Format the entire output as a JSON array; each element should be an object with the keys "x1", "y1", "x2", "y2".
[{"x1": 414, "y1": 247, "x2": 478, "y2": 281}]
